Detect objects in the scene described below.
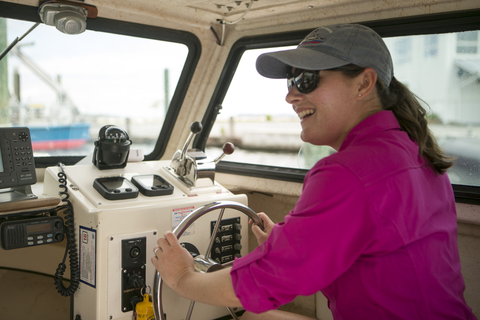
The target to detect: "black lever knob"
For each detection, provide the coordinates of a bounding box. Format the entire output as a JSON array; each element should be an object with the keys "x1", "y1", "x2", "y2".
[
  {"x1": 128, "y1": 273, "x2": 146, "y2": 289},
  {"x1": 190, "y1": 121, "x2": 202, "y2": 134},
  {"x1": 178, "y1": 121, "x2": 203, "y2": 163},
  {"x1": 222, "y1": 142, "x2": 235, "y2": 155},
  {"x1": 213, "y1": 142, "x2": 235, "y2": 164}
]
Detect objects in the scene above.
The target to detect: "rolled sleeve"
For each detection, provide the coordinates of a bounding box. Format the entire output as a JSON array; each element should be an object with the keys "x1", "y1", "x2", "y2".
[{"x1": 230, "y1": 243, "x2": 278, "y2": 313}]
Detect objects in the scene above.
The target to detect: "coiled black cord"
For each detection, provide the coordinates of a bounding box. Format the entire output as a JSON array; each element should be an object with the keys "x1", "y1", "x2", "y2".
[{"x1": 54, "y1": 163, "x2": 80, "y2": 297}]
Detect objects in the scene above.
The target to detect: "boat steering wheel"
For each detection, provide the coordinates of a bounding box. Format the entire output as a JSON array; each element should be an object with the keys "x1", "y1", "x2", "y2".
[{"x1": 153, "y1": 201, "x2": 264, "y2": 320}]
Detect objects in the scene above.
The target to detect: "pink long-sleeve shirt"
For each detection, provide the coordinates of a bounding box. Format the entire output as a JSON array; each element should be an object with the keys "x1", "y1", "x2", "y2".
[{"x1": 231, "y1": 111, "x2": 476, "y2": 319}]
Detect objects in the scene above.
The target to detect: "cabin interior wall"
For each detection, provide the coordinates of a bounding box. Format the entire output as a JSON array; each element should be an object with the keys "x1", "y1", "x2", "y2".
[
  {"x1": 457, "y1": 222, "x2": 480, "y2": 316},
  {"x1": 240, "y1": 189, "x2": 317, "y2": 318},
  {"x1": 0, "y1": 268, "x2": 70, "y2": 320}
]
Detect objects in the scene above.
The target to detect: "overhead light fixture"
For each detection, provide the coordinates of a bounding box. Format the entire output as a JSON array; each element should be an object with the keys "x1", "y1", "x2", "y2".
[{"x1": 38, "y1": 1, "x2": 98, "y2": 35}]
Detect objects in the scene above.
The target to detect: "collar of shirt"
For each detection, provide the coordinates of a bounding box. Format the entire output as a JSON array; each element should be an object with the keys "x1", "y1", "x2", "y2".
[{"x1": 339, "y1": 110, "x2": 401, "y2": 152}]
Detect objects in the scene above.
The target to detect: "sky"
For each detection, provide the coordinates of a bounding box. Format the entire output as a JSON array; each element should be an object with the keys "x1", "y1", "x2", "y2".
[
  {"x1": 220, "y1": 47, "x2": 296, "y2": 119},
  {"x1": 6, "y1": 18, "x2": 188, "y2": 119},
  {"x1": 5, "y1": 18, "x2": 295, "y2": 121}
]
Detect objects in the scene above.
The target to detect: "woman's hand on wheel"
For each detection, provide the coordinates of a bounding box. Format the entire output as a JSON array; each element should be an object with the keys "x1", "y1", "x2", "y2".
[{"x1": 249, "y1": 212, "x2": 275, "y2": 246}]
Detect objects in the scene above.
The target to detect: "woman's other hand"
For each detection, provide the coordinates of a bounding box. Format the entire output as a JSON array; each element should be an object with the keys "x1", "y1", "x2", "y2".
[
  {"x1": 151, "y1": 231, "x2": 242, "y2": 307},
  {"x1": 151, "y1": 231, "x2": 194, "y2": 292}
]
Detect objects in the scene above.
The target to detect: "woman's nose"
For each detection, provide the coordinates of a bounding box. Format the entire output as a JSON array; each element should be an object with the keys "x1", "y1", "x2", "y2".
[{"x1": 285, "y1": 85, "x2": 303, "y2": 105}]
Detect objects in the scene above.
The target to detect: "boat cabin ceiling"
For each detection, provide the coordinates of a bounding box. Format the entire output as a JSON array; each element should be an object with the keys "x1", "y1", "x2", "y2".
[{"x1": 5, "y1": 0, "x2": 480, "y2": 36}]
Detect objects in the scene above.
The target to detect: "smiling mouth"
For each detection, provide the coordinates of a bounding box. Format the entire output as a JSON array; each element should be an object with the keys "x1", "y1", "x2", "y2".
[{"x1": 298, "y1": 109, "x2": 315, "y2": 120}]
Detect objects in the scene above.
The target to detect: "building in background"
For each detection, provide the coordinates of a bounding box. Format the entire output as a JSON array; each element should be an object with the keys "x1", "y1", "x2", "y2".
[{"x1": 385, "y1": 31, "x2": 480, "y2": 125}]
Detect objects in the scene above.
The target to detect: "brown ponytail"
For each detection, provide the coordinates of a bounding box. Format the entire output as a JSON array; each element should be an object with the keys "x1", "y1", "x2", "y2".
[
  {"x1": 333, "y1": 64, "x2": 454, "y2": 174},
  {"x1": 376, "y1": 77, "x2": 454, "y2": 174}
]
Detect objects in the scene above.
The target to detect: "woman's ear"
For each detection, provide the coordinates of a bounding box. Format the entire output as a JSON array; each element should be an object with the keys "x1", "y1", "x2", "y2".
[{"x1": 357, "y1": 68, "x2": 377, "y2": 98}]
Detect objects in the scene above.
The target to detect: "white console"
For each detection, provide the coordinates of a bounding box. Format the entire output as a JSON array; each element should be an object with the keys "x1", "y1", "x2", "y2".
[{"x1": 43, "y1": 160, "x2": 249, "y2": 320}]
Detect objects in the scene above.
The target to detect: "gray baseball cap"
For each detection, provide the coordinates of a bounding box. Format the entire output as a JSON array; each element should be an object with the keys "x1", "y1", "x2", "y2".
[{"x1": 256, "y1": 23, "x2": 394, "y2": 86}]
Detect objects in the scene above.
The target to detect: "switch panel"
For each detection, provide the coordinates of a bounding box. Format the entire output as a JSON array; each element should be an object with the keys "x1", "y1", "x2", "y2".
[
  {"x1": 107, "y1": 230, "x2": 158, "y2": 320},
  {"x1": 122, "y1": 237, "x2": 146, "y2": 268},
  {"x1": 121, "y1": 237, "x2": 146, "y2": 312},
  {"x1": 210, "y1": 217, "x2": 242, "y2": 264}
]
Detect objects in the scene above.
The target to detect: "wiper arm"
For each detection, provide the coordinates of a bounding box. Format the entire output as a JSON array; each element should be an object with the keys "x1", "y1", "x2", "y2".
[{"x1": 0, "y1": 22, "x2": 40, "y2": 61}]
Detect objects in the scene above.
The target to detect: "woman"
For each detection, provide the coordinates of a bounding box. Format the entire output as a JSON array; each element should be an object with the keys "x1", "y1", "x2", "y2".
[{"x1": 152, "y1": 23, "x2": 476, "y2": 320}]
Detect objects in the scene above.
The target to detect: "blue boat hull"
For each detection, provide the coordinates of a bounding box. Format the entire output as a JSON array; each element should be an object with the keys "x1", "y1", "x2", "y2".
[{"x1": 28, "y1": 123, "x2": 90, "y2": 150}]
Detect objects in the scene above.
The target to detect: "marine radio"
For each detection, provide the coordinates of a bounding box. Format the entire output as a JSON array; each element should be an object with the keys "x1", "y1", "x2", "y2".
[
  {"x1": 0, "y1": 215, "x2": 65, "y2": 250},
  {"x1": 0, "y1": 128, "x2": 64, "y2": 252}
]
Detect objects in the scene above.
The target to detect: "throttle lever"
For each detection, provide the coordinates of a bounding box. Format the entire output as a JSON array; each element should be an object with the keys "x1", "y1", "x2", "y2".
[
  {"x1": 180, "y1": 122, "x2": 202, "y2": 162},
  {"x1": 168, "y1": 121, "x2": 235, "y2": 188},
  {"x1": 213, "y1": 142, "x2": 235, "y2": 164},
  {"x1": 169, "y1": 121, "x2": 202, "y2": 177}
]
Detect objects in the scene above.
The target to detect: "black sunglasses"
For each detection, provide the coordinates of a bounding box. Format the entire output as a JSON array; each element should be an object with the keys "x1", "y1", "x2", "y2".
[
  {"x1": 286, "y1": 69, "x2": 320, "y2": 94},
  {"x1": 287, "y1": 66, "x2": 365, "y2": 93}
]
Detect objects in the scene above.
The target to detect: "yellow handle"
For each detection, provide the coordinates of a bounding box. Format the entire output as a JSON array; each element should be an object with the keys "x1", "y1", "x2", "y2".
[{"x1": 136, "y1": 294, "x2": 154, "y2": 319}]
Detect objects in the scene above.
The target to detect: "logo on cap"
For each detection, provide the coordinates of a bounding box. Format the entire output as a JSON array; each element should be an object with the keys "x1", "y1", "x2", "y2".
[
  {"x1": 298, "y1": 28, "x2": 331, "y2": 47},
  {"x1": 299, "y1": 38, "x2": 325, "y2": 46}
]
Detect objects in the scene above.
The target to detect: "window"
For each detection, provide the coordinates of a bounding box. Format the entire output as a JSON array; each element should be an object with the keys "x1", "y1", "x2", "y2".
[
  {"x1": 394, "y1": 37, "x2": 413, "y2": 64},
  {"x1": 424, "y1": 34, "x2": 438, "y2": 57},
  {"x1": 209, "y1": 29, "x2": 480, "y2": 187},
  {"x1": 207, "y1": 47, "x2": 304, "y2": 168},
  {"x1": 457, "y1": 31, "x2": 478, "y2": 54},
  {"x1": 385, "y1": 32, "x2": 480, "y2": 186},
  {"x1": 1, "y1": 17, "x2": 189, "y2": 159}
]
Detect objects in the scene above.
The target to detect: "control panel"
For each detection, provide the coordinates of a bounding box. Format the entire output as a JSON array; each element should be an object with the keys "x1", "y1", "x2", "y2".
[
  {"x1": 121, "y1": 237, "x2": 147, "y2": 312},
  {"x1": 210, "y1": 217, "x2": 242, "y2": 264}
]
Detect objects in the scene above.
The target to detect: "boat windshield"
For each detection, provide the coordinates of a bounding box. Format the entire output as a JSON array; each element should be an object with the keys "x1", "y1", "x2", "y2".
[
  {"x1": 1, "y1": 18, "x2": 189, "y2": 158},
  {"x1": 209, "y1": 30, "x2": 480, "y2": 186}
]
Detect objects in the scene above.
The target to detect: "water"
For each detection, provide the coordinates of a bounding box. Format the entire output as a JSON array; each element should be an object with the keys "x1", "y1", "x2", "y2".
[{"x1": 206, "y1": 146, "x2": 301, "y2": 169}]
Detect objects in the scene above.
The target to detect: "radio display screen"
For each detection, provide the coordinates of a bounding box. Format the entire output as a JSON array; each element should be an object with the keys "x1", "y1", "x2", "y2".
[
  {"x1": 27, "y1": 223, "x2": 52, "y2": 234},
  {"x1": 101, "y1": 178, "x2": 132, "y2": 191}
]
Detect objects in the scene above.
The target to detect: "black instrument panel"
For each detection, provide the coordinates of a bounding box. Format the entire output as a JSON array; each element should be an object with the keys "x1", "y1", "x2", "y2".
[{"x1": 0, "y1": 127, "x2": 36, "y2": 189}]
